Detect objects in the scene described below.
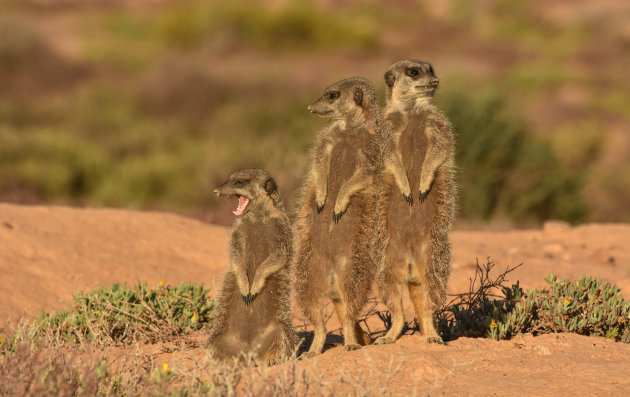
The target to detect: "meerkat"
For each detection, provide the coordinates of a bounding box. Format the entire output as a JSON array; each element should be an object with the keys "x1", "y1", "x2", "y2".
[
  {"x1": 293, "y1": 77, "x2": 380, "y2": 357},
  {"x1": 207, "y1": 169, "x2": 298, "y2": 365},
  {"x1": 372, "y1": 60, "x2": 456, "y2": 345}
]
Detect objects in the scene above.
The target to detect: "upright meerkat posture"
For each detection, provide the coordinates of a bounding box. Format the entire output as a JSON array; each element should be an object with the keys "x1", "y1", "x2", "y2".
[
  {"x1": 293, "y1": 77, "x2": 380, "y2": 357},
  {"x1": 373, "y1": 60, "x2": 456, "y2": 345},
  {"x1": 207, "y1": 169, "x2": 298, "y2": 365}
]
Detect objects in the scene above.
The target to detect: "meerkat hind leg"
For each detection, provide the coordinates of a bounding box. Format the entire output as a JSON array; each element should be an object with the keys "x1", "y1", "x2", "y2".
[
  {"x1": 342, "y1": 317, "x2": 362, "y2": 351},
  {"x1": 408, "y1": 282, "x2": 444, "y2": 344},
  {"x1": 301, "y1": 305, "x2": 327, "y2": 359},
  {"x1": 333, "y1": 300, "x2": 370, "y2": 347},
  {"x1": 374, "y1": 282, "x2": 405, "y2": 345}
]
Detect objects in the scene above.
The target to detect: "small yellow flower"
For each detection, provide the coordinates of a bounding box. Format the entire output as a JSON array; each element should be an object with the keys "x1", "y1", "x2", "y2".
[
  {"x1": 564, "y1": 297, "x2": 572, "y2": 305},
  {"x1": 493, "y1": 305, "x2": 498, "y2": 312},
  {"x1": 201, "y1": 377, "x2": 207, "y2": 384},
  {"x1": 162, "y1": 363, "x2": 169, "y2": 373},
  {"x1": 490, "y1": 319, "x2": 498, "y2": 328},
  {"x1": 159, "y1": 279, "x2": 164, "y2": 287},
  {"x1": 191, "y1": 312, "x2": 198, "y2": 323}
]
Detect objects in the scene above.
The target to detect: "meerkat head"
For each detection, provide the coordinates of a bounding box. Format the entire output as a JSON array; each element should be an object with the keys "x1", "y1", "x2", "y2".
[
  {"x1": 307, "y1": 77, "x2": 378, "y2": 125},
  {"x1": 384, "y1": 60, "x2": 439, "y2": 107},
  {"x1": 213, "y1": 169, "x2": 280, "y2": 217}
]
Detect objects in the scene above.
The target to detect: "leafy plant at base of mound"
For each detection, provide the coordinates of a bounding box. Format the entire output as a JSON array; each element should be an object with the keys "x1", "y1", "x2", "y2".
[
  {"x1": 18, "y1": 281, "x2": 214, "y2": 347},
  {"x1": 492, "y1": 274, "x2": 630, "y2": 342},
  {"x1": 435, "y1": 260, "x2": 630, "y2": 343}
]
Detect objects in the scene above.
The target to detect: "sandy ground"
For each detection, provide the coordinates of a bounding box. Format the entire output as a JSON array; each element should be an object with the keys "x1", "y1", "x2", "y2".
[{"x1": 1, "y1": 203, "x2": 629, "y2": 394}]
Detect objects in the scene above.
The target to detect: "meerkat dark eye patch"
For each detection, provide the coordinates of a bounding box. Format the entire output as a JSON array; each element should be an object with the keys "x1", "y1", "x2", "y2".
[
  {"x1": 406, "y1": 68, "x2": 421, "y2": 78},
  {"x1": 428, "y1": 64, "x2": 435, "y2": 75},
  {"x1": 263, "y1": 177, "x2": 277, "y2": 194},
  {"x1": 353, "y1": 88, "x2": 363, "y2": 106},
  {"x1": 385, "y1": 71, "x2": 395, "y2": 87},
  {"x1": 233, "y1": 179, "x2": 248, "y2": 186},
  {"x1": 327, "y1": 91, "x2": 340, "y2": 101}
]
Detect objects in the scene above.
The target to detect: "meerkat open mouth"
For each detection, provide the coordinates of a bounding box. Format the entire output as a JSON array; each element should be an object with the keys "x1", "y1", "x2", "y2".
[{"x1": 233, "y1": 195, "x2": 250, "y2": 216}]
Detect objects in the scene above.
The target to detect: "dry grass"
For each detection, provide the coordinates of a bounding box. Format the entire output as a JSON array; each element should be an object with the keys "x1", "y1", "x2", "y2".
[{"x1": 1, "y1": 323, "x2": 414, "y2": 396}]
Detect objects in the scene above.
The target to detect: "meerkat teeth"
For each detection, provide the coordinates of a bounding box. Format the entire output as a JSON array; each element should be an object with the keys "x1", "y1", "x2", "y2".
[{"x1": 232, "y1": 196, "x2": 249, "y2": 216}]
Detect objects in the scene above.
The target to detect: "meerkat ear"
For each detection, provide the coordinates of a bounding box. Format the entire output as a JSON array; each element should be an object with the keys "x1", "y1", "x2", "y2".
[
  {"x1": 263, "y1": 177, "x2": 277, "y2": 195},
  {"x1": 385, "y1": 71, "x2": 395, "y2": 88},
  {"x1": 353, "y1": 88, "x2": 363, "y2": 107}
]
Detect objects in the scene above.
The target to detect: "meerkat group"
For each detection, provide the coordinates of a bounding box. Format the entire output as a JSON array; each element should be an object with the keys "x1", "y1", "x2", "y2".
[{"x1": 207, "y1": 59, "x2": 455, "y2": 364}]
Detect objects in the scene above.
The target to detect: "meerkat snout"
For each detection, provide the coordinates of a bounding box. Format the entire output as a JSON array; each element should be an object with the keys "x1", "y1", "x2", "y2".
[{"x1": 431, "y1": 77, "x2": 439, "y2": 86}]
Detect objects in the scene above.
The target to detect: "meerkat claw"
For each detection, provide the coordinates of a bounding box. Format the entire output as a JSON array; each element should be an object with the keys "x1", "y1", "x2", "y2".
[
  {"x1": 418, "y1": 190, "x2": 429, "y2": 203},
  {"x1": 333, "y1": 210, "x2": 345, "y2": 223},
  {"x1": 316, "y1": 203, "x2": 324, "y2": 213},
  {"x1": 249, "y1": 292, "x2": 259, "y2": 303},
  {"x1": 403, "y1": 193, "x2": 413, "y2": 205},
  {"x1": 242, "y1": 294, "x2": 249, "y2": 304}
]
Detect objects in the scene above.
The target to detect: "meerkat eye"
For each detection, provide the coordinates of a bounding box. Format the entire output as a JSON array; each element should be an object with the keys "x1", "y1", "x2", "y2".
[
  {"x1": 233, "y1": 179, "x2": 245, "y2": 186},
  {"x1": 327, "y1": 91, "x2": 339, "y2": 100},
  {"x1": 428, "y1": 64, "x2": 435, "y2": 75},
  {"x1": 406, "y1": 68, "x2": 421, "y2": 78}
]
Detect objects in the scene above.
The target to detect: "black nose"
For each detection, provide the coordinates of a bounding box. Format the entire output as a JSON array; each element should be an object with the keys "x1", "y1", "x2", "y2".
[
  {"x1": 307, "y1": 105, "x2": 313, "y2": 113},
  {"x1": 431, "y1": 78, "x2": 439, "y2": 86}
]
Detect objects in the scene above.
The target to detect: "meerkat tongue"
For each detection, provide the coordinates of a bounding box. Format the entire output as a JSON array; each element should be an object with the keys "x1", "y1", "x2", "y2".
[{"x1": 233, "y1": 195, "x2": 250, "y2": 216}]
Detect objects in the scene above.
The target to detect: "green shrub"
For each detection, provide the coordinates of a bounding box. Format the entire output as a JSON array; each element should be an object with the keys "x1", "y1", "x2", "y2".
[
  {"x1": 0, "y1": 128, "x2": 109, "y2": 201},
  {"x1": 492, "y1": 274, "x2": 630, "y2": 342},
  {"x1": 436, "y1": 261, "x2": 630, "y2": 343},
  {"x1": 436, "y1": 89, "x2": 588, "y2": 223},
  {"x1": 16, "y1": 281, "x2": 214, "y2": 347},
  {"x1": 155, "y1": 0, "x2": 379, "y2": 51}
]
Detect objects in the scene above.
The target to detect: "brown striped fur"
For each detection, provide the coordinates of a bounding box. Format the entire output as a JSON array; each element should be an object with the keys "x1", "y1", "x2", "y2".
[
  {"x1": 373, "y1": 60, "x2": 456, "y2": 345},
  {"x1": 207, "y1": 169, "x2": 298, "y2": 365},
  {"x1": 293, "y1": 78, "x2": 381, "y2": 357}
]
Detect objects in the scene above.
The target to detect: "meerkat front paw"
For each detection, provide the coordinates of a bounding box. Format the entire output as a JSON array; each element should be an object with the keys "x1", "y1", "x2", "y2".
[
  {"x1": 374, "y1": 336, "x2": 395, "y2": 345},
  {"x1": 332, "y1": 200, "x2": 348, "y2": 223},
  {"x1": 332, "y1": 208, "x2": 347, "y2": 223},
  {"x1": 242, "y1": 293, "x2": 259, "y2": 305},
  {"x1": 315, "y1": 193, "x2": 326, "y2": 214},
  {"x1": 402, "y1": 192, "x2": 413, "y2": 205},
  {"x1": 418, "y1": 189, "x2": 430, "y2": 203},
  {"x1": 344, "y1": 343, "x2": 362, "y2": 351}
]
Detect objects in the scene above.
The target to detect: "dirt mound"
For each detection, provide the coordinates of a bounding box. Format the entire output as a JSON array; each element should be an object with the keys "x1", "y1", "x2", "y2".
[{"x1": 2, "y1": 203, "x2": 630, "y2": 394}]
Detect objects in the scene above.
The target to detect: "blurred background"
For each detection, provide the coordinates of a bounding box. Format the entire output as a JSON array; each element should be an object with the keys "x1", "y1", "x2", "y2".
[{"x1": 0, "y1": 0, "x2": 628, "y2": 227}]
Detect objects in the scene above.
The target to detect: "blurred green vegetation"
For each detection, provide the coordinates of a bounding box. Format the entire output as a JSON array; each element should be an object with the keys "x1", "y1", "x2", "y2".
[
  {"x1": 155, "y1": 0, "x2": 378, "y2": 51},
  {"x1": 436, "y1": 90, "x2": 588, "y2": 223},
  {"x1": 1, "y1": 0, "x2": 628, "y2": 224}
]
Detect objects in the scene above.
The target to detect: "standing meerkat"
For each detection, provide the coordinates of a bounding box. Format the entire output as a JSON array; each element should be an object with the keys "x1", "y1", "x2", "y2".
[
  {"x1": 207, "y1": 169, "x2": 298, "y2": 365},
  {"x1": 293, "y1": 77, "x2": 380, "y2": 357},
  {"x1": 372, "y1": 60, "x2": 456, "y2": 345}
]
